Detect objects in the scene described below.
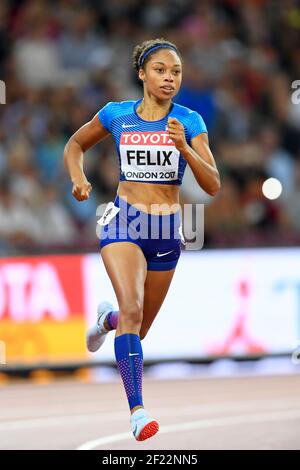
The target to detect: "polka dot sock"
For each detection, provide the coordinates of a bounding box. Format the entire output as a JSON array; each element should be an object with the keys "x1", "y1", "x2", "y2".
[{"x1": 114, "y1": 333, "x2": 143, "y2": 410}]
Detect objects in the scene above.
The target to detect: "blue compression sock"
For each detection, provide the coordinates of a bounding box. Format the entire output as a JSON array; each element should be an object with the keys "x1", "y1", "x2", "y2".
[{"x1": 114, "y1": 334, "x2": 144, "y2": 410}]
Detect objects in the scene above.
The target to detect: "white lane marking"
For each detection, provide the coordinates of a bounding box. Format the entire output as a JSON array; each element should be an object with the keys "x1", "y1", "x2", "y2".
[
  {"x1": 0, "y1": 411, "x2": 126, "y2": 431},
  {"x1": 76, "y1": 409, "x2": 300, "y2": 450},
  {"x1": 78, "y1": 431, "x2": 132, "y2": 449},
  {"x1": 0, "y1": 398, "x2": 298, "y2": 432}
]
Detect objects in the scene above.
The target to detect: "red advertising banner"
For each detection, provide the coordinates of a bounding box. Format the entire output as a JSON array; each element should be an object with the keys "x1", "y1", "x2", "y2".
[{"x1": 0, "y1": 255, "x2": 87, "y2": 363}]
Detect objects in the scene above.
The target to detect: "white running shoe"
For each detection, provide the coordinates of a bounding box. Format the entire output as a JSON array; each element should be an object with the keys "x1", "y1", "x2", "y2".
[
  {"x1": 86, "y1": 301, "x2": 114, "y2": 352},
  {"x1": 130, "y1": 408, "x2": 159, "y2": 441}
]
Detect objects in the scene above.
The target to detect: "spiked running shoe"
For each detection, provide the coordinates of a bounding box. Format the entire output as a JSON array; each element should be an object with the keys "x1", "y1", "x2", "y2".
[
  {"x1": 86, "y1": 301, "x2": 114, "y2": 352},
  {"x1": 130, "y1": 408, "x2": 159, "y2": 441}
]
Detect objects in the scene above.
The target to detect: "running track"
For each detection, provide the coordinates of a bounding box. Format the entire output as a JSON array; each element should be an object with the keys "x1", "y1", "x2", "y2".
[{"x1": 0, "y1": 375, "x2": 299, "y2": 450}]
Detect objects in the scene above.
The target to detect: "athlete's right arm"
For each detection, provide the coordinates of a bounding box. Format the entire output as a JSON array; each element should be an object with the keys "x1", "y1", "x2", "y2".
[{"x1": 64, "y1": 114, "x2": 110, "y2": 201}]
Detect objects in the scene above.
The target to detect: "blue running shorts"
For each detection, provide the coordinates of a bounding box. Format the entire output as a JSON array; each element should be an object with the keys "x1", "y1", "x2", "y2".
[{"x1": 98, "y1": 195, "x2": 183, "y2": 271}]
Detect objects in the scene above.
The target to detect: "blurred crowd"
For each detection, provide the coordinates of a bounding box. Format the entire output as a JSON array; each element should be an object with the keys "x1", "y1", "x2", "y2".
[{"x1": 0, "y1": 0, "x2": 300, "y2": 254}]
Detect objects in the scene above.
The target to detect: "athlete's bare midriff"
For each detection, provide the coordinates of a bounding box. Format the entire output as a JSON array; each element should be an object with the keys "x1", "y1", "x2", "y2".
[{"x1": 117, "y1": 180, "x2": 180, "y2": 214}]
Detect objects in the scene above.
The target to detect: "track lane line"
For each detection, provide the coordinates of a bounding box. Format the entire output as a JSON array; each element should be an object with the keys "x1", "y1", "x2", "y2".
[{"x1": 76, "y1": 409, "x2": 300, "y2": 450}]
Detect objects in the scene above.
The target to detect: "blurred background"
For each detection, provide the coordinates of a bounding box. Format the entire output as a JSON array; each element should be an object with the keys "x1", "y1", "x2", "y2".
[
  {"x1": 0, "y1": 0, "x2": 300, "y2": 254},
  {"x1": 1, "y1": 0, "x2": 300, "y2": 451}
]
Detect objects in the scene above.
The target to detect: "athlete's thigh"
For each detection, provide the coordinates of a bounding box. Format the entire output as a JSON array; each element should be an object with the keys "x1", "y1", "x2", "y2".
[
  {"x1": 140, "y1": 268, "x2": 176, "y2": 337},
  {"x1": 100, "y1": 242, "x2": 147, "y2": 307}
]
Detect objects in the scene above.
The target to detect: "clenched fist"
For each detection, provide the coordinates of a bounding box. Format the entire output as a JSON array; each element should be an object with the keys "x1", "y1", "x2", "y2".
[
  {"x1": 167, "y1": 117, "x2": 187, "y2": 153},
  {"x1": 72, "y1": 179, "x2": 92, "y2": 201}
]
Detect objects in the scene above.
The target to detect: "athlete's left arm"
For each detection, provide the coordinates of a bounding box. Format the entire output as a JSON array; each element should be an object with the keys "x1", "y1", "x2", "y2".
[{"x1": 167, "y1": 117, "x2": 221, "y2": 196}]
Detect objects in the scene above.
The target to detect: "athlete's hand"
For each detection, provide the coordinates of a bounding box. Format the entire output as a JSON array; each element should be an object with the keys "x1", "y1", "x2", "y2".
[
  {"x1": 72, "y1": 179, "x2": 92, "y2": 201},
  {"x1": 167, "y1": 117, "x2": 187, "y2": 153}
]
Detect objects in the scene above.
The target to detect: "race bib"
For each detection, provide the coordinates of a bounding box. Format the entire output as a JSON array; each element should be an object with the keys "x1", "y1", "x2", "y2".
[
  {"x1": 119, "y1": 131, "x2": 180, "y2": 182},
  {"x1": 97, "y1": 202, "x2": 120, "y2": 226}
]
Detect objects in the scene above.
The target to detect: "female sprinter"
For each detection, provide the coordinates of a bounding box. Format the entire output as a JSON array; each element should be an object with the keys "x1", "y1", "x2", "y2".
[{"x1": 64, "y1": 38, "x2": 220, "y2": 442}]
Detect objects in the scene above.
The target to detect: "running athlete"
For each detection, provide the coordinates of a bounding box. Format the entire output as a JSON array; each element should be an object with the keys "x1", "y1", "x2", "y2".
[{"x1": 64, "y1": 38, "x2": 220, "y2": 441}]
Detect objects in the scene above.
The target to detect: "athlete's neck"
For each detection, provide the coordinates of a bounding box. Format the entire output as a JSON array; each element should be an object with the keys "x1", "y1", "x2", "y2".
[{"x1": 136, "y1": 97, "x2": 172, "y2": 121}]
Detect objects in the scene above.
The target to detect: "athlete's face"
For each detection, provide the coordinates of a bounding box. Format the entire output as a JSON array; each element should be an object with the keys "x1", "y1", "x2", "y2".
[{"x1": 139, "y1": 49, "x2": 182, "y2": 100}]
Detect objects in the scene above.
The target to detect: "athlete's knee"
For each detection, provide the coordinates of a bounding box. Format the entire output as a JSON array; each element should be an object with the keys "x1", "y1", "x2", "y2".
[{"x1": 118, "y1": 300, "x2": 143, "y2": 329}]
